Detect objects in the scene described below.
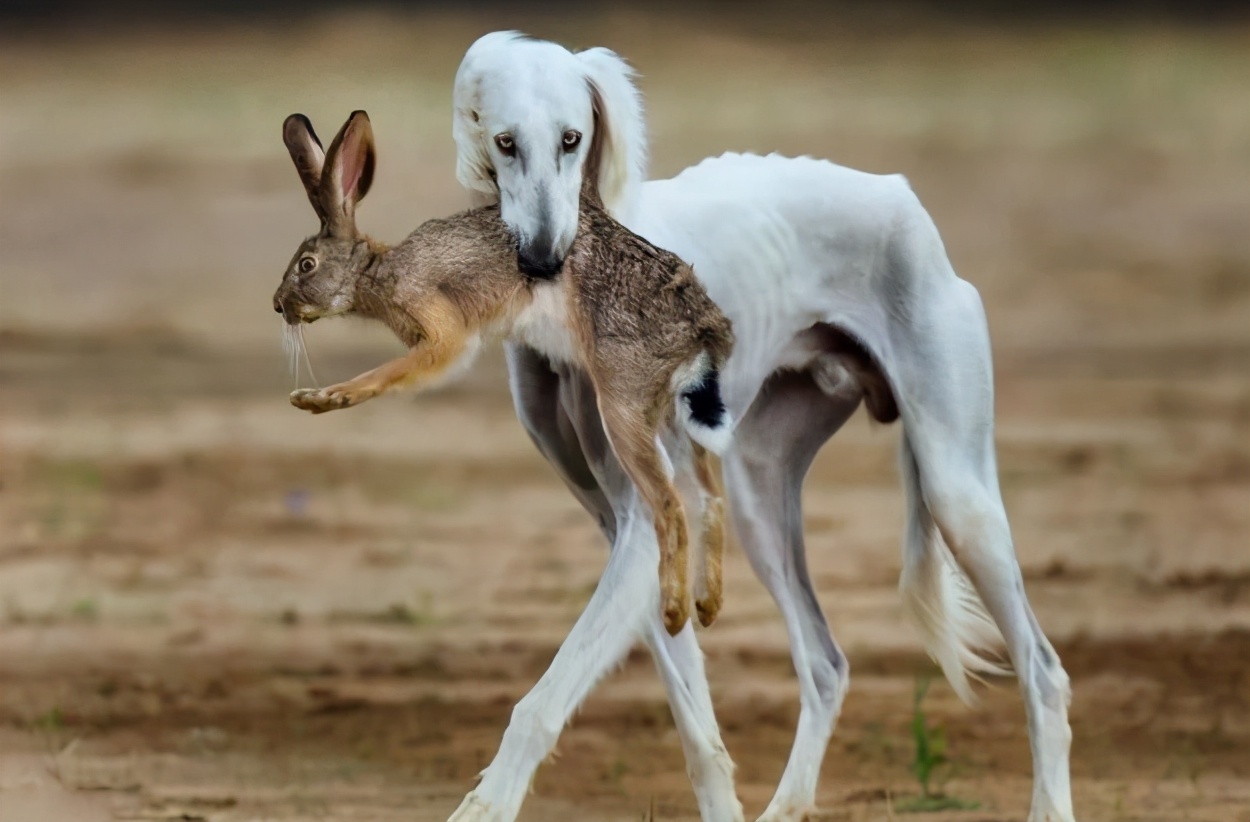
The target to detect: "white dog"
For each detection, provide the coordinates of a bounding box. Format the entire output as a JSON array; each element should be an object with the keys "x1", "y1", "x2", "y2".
[{"x1": 447, "y1": 30, "x2": 1076, "y2": 822}]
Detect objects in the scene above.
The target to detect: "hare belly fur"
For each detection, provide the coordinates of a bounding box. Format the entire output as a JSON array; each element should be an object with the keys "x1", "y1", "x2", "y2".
[
  {"x1": 508, "y1": 281, "x2": 581, "y2": 367},
  {"x1": 505, "y1": 280, "x2": 734, "y2": 456}
]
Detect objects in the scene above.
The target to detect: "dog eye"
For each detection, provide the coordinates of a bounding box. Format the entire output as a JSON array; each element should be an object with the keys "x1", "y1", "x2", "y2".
[
  {"x1": 562, "y1": 130, "x2": 581, "y2": 151},
  {"x1": 494, "y1": 133, "x2": 515, "y2": 156},
  {"x1": 298, "y1": 256, "x2": 317, "y2": 274}
]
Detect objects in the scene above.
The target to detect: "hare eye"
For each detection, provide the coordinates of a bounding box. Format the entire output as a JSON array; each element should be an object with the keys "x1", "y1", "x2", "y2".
[
  {"x1": 562, "y1": 130, "x2": 581, "y2": 151},
  {"x1": 298, "y1": 256, "x2": 317, "y2": 274},
  {"x1": 494, "y1": 133, "x2": 515, "y2": 157}
]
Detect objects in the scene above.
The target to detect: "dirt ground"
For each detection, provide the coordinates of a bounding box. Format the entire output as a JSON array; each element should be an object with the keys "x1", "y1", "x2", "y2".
[{"x1": 2, "y1": 11, "x2": 1249, "y2": 822}]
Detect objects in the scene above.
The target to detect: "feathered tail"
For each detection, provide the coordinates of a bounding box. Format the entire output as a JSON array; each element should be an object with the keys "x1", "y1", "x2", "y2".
[{"x1": 898, "y1": 432, "x2": 1009, "y2": 704}]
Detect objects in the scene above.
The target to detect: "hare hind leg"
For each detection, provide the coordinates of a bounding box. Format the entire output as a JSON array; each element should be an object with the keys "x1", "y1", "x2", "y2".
[
  {"x1": 597, "y1": 400, "x2": 691, "y2": 636},
  {"x1": 691, "y1": 442, "x2": 726, "y2": 627}
]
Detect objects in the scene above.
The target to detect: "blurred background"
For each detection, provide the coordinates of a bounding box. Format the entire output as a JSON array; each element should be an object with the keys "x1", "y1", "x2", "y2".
[{"x1": 1, "y1": 3, "x2": 1248, "y2": 820}]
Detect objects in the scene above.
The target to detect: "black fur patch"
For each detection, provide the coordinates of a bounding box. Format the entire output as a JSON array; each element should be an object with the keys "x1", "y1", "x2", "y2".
[{"x1": 683, "y1": 368, "x2": 726, "y2": 429}]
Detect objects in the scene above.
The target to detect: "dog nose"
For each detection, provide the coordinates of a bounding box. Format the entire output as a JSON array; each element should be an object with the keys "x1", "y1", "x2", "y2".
[
  {"x1": 274, "y1": 300, "x2": 284, "y2": 314},
  {"x1": 517, "y1": 251, "x2": 563, "y2": 280}
]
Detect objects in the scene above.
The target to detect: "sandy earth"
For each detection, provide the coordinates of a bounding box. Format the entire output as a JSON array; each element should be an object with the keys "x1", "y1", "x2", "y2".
[{"x1": 2, "y1": 13, "x2": 1249, "y2": 822}]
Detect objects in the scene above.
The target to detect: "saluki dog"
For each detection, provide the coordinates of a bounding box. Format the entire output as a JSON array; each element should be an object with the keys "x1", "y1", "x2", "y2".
[{"x1": 446, "y1": 30, "x2": 1076, "y2": 822}]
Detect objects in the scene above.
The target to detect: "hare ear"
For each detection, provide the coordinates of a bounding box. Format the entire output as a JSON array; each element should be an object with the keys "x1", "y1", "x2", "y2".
[
  {"x1": 320, "y1": 110, "x2": 376, "y2": 236},
  {"x1": 282, "y1": 114, "x2": 327, "y2": 222}
]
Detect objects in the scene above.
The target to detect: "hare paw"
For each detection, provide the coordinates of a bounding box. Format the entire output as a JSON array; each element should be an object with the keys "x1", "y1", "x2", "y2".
[
  {"x1": 290, "y1": 385, "x2": 362, "y2": 414},
  {"x1": 662, "y1": 590, "x2": 689, "y2": 637},
  {"x1": 695, "y1": 591, "x2": 722, "y2": 628}
]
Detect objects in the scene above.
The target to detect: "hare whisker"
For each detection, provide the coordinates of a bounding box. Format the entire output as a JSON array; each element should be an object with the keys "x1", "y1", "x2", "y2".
[
  {"x1": 296, "y1": 323, "x2": 321, "y2": 387},
  {"x1": 282, "y1": 321, "x2": 302, "y2": 389}
]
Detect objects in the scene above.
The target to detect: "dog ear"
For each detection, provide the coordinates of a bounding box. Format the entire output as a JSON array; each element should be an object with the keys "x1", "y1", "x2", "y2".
[{"x1": 577, "y1": 47, "x2": 647, "y2": 210}]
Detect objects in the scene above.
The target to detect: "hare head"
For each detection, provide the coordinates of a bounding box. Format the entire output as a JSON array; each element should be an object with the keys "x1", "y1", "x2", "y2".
[{"x1": 273, "y1": 111, "x2": 379, "y2": 325}]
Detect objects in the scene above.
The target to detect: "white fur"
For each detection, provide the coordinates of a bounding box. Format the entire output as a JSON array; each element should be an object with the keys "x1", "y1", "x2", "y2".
[
  {"x1": 671, "y1": 352, "x2": 734, "y2": 456},
  {"x1": 898, "y1": 431, "x2": 1011, "y2": 704},
  {"x1": 634, "y1": 155, "x2": 1074, "y2": 821},
  {"x1": 429, "y1": 332, "x2": 486, "y2": 391},
  {"x1": 453, "y1": 32, "x2": 646, "y2": 263},
  {"x1": 683, "y1": 414, "x2": 733, "y2": 457},
  {"x1": 685, "y1": 419, "x2": 733, "y2": 457},
  {"x1": 451, "y1": 33, "x2": 1076, "y2": 822},
  {"x1": 507, "y1": 283, "x2": 579, "y2": 366},
  {"x1": 668, "y1": 350, "x2": 710, "y2": 394}
]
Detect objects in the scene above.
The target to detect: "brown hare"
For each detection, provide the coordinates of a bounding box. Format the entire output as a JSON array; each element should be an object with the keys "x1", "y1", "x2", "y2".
[{"x1": 273, "y1": 110, "x2": 734, "y2": 635}]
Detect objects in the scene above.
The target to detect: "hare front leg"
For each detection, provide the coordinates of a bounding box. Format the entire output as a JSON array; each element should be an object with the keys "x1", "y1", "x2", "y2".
[
  {"x1": 691, "y1": 442, "x2": 726, "y2": 628},
  {"x1": 291, "y1": 322, "x2": 469, "y2": 414},
  {"x1": 597, "y1": 400, "x2": 690, "y2": 636}
]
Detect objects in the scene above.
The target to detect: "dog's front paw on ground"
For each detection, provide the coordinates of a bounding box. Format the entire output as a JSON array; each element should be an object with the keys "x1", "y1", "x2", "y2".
[{"x1": 290, "y1": 385, "x2": 360, "y2": 414}]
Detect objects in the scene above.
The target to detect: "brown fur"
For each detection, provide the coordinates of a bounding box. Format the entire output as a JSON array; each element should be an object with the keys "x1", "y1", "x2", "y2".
[
  {"x1": 691, "y1": 443, "x2": 725, "y2": 626},
  {"x1": 273, "y1": 111, "x2": 734, "y2": 635}
]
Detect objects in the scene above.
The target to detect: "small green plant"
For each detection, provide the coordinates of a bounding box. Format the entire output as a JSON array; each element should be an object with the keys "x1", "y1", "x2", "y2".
[
  {"x1": 71, "y1": 598, "x2": 99, "y2": 621},
  {"x1": 32, "y1": 705, "x2": 82, "y2": 789},
  {"x1": 608, "y1": 758, "x2": 628, "y2": 781},
  {"x1": 896, "y1": 676, "x2": 980, "y2": 813},
  {"x1": 382, "y1": 603, "x2": 421, "y2": 624},
  {"x1": 34, "y1": 707, "x2": 64, "y2": 732},
  {"x1": 38, "y1": 458, "x2": 107, "y2": 540},
  {"x1": 910, "y1": 676, "x2": 945, "y2": 796},
  {"x1": 379, "y1": 593, "x2": 436, "y2": 625}
]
